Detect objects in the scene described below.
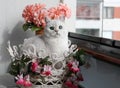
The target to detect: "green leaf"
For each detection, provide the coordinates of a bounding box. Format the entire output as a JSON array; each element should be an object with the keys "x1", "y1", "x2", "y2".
[
  {"x1": 20, "y1": 62, "x2": 26, "y2": 68},
  {"x1": 23, "y1": 22, "x2": 43, "y2": 32},
  {"x1": 47, "y1": 61, "x2": 52, "y2": 65},
  {"x1": 21, "y1": 55, "x2": 31, "y2": 63},
  {"x1": 76, "y1": 49, "x2": 84, "y2": 56},
  {"x1": 9, "y1": 62, "x2": 20, "y2": 76},
  {"x1": 11, "y1": 64, "x2": 18, "y2": 70},
  {"x1": 40, "y1": 56, "x2": 49, "y2": 63},
  {"x1": 44, "y1": 56, "x2": 50, "y2": 59},
  {"x1": 66, "y1": 71, "x2": 72, "y2": 77},
  {"x1": 79, "y1": 56, "x2": 86, "y2": 66},
  {"x1": 13, "y1": 59, "x2": 20, "y2": 64},
  {"x1": 20, "y1": 55, "x2": 31, "y2": 64},
  {"x1": 23, "y1": 57, "x2": 31, "y2": 62},
  {"x1": 21, "y1": 54, "x2": 25, "y2": 61},
  {"x1": 73, "y1": 49, "x2": 86, "y2": 66},
  {"x1": 9, "y1": 70, "x2": 18, "y2": 76},
  {"x1": 23, "y1": 23, "x2": 30, "y2": 31},
  {"x1": 31, "y1": 25, "x2": 42, "y2": 31}
]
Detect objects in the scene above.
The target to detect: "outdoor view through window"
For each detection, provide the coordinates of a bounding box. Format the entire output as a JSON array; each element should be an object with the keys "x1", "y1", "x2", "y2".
[{"x1": 76, "y1": 0, "x2": 120, "y2": 41}]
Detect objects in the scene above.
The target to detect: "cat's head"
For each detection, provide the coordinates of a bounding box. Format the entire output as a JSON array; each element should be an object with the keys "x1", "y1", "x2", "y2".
[{"x1": 43, "y1": 17, "x2": 68, "y2": 38}]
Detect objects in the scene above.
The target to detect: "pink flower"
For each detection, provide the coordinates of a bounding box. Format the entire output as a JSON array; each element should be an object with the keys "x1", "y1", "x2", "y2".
[
  {"x1": 64, "y1": 81, "x2": 73, "y2": 87},
  {"x1": 64, "y1": 81, "x2": 78, "y2": 88},
  {"x1": 67, "y1": 62, "x2": 73, "y2": 68},
  {"x1": 31, "y1": 59, "x2": 39, "y2": 72},
  {"x1": 15, "y1": 74, "x2": 32, "y2": 87},
  {"x1": 48, "y1": 7, "x2": 60, "y2": 19},
  {"x1": 42, "y1": 65, "x2": 52, "y2": 76},
  {"x1": 22, "y1": 3, "x2": 46, "y2": 23},
  {"x1": 67, "y1": 60, "x2": 79, "y2": 73},
  {"x1": 15, "y1": 74, "x2": 24, "y2": 86},
  {"x1": 23, "y1": 75, "x2": 32, "y2": 87},
  {"x1": 22, "y1": 3, "x2": 71, "y2": 31},
  {"x1": 48, "y1": 3, "x2": 71, "y2": 19},
  {"x1": 70, "y1": 66, "x2": 79, "y2": 73},
  {"x1": 33, "y1": 9, "x2": 47, "y2": 27},
  {"x1": 57, "y1": 3, "x2": 71, "y2": 18},
  {"x1": 71, "y1": 85, "x2": 78, "y2": 88}
]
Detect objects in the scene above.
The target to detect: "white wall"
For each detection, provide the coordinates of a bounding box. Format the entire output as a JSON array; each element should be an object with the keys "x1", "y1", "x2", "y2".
[
  {"x1": 64, "y1": 0, "x2": 76, "y2": 32},
  {"x1": 103, "y1": 19, "x2": 120, "y2": 31},
  {"x1": 104, "y1": 0, "x2": 120, "y2": 7},
  {"x1": 76, "y1": 20, "x2": 101, "y2": 29}
]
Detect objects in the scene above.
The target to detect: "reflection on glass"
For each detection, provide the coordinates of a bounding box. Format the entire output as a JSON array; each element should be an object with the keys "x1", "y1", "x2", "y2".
[
  {"x1": 76, "y1": 0, "x2": 102, "y2": 37},
  {"x1": 77, "y1": 2, "x2": 100, "y2": 20},
  {"x1": 76, "y1": 29, "x2": 99, "y2": 37}
]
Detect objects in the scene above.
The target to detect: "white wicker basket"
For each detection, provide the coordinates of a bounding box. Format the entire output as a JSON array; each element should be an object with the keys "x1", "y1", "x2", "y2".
[
  {"x1": 32, "y1": 84, "x2": 62, "y2": 88},
  {"x1": 30, "y1": 73, "x2": 65, "y2": 88}
]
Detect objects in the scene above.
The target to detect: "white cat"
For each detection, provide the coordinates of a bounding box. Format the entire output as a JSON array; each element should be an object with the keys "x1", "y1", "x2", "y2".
[{"x1": 22, "y1": 17, "x2": 69, "y2": 58}]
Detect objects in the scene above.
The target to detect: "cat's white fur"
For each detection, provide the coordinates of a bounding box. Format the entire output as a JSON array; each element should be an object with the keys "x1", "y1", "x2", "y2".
[{"x1": 22, "y1": 18, "x2": 69, "y2": 58}]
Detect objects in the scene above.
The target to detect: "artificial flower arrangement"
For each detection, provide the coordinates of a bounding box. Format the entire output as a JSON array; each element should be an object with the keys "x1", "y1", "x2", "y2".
[
  {"x1": 7, "y1": 3, "x2": 87, "y2": 88},
  {"x1": 7, "y1": 41, "x2": 86, "y2": 88},
  {"x1": 22, "y1": 3, "x2": 71, "y2": 32}
]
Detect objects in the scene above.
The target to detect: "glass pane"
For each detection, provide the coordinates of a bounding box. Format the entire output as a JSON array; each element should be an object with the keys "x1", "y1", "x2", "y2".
[
  {"x1": 76, "y1": 0, "x2": 120, "y2": 40},
  {"x1": 103, "y1": 31, "x2": 112, "y2": 39},
  {"x1": 103, "y1": 7, "x2": 114, "y2": 19},
  {"x1": 77, "y1": 1, "x2": 100, "y2": 20},
  {"x1": 76, "y1": 29, "x2": 99, "y2": 37},
  {"x1": 76, "y1": 0, "x2": 102, "y2": 37}
]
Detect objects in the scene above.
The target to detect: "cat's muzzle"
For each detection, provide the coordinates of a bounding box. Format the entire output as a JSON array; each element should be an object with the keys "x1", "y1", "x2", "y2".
[{"x1": 54, "y1": 30, "x2": 60, "y2": 36}]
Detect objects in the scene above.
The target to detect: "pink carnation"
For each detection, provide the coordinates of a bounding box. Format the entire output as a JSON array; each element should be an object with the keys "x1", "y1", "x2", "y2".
[
  {"x1": 67, "y1": 60, "x2": 79, "y2": 73},
  {"x1": 64, "y1": 81, "x2": 78, "y2": 88},
  {"x1": 57, "y1": 3, "x2": 71, "y2": 18},
  {"x1": 48, "y1": 3, "x2": 71, "y2": 19},
  {"x1": 48, "y1": 7, "x2": 60, "y2": 19},
  {"x1": 15, "y1": 74, "x2": 32, "y2": 87},
  {"x1": 64, "y1": 81, "x2": 73, "y2": 87},
  {"x1": 22, "y1": 3, "x2": 71, "y2": 30},
  {"x1": 23, "y1": 75, "x2": 32, "y2": 87},
  {"x1": 67, "y1": 62, "x2": 73, "y2": 68},
  {"x1": 22, "y1": 3, "x2": 46, "y2": 23},
  {"x1": 15, "y1": 74, "x2": 24, "y2": 86},
  {"x1": 24, "y1": 81, "x2": 32, "y2": 87},
  {"x1": 42, "y1": 65, "x2": 52, "y2": 76},
  {"x1": 33, "y1": 9, "x2": 47, "y2": 27},
  {"x1": 31, "y1": 59, "x2": 39, "y2": 72}
]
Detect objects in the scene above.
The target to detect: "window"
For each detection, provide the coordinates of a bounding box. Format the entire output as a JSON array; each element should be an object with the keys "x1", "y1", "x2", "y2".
[
  {"x1": 76, "y1": 0, "x2": 101, "y2": 37},
  {"x1": 104, "y1": 7, "x2": 114, "y2": 19},
  {"x1": 76, "y1": 0, "x2": 120, "y2": 40},
  {"x1": 76, "y1": 29, "x2": 99, "y2": 37}
]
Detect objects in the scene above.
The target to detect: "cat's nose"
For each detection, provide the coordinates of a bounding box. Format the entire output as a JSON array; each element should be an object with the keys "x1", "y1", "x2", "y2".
[{"x1": 54, "y1": 29, "x2": 58, "y2": 33}]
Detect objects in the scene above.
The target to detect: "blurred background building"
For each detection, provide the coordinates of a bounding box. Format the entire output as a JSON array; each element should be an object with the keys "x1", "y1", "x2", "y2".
[{"x1": 76, "y1": 0, "x2": 120, "y2": 40}]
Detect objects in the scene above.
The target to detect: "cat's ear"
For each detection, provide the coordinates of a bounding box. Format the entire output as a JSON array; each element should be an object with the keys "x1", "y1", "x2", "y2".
[
  {"x1": 45, "y1": 17, "x2": 51, "y2": 23},
  {"x1": 59, "y1": 16, "x2": 65, "y2": 22}
]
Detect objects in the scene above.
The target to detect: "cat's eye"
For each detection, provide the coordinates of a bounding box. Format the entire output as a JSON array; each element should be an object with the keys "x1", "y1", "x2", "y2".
[
  {"x1": 59, "y1": 25, "x2": 63, "y2": 29},
  {"x1": 50, "y1": 26, "x2": 54, "y2": 30}
]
